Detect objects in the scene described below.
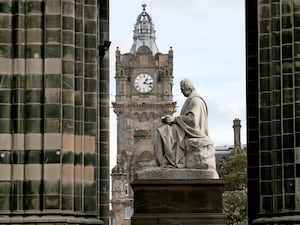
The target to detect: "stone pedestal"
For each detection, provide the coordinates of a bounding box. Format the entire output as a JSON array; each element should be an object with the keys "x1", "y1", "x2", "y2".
[{"x1": 131, "y1": 168, "x2": 225, "y2": 225}]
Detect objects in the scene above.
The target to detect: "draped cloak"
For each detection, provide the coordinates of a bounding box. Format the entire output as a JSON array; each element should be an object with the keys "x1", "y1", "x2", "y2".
[{"x1": 154, "y1": 91, "x2": 210, "y2": 168}]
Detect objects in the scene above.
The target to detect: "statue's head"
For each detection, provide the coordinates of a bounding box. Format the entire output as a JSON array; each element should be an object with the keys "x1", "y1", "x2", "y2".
[{"x1": 180, "y1": 79, "x2": 195, "y2": 97}]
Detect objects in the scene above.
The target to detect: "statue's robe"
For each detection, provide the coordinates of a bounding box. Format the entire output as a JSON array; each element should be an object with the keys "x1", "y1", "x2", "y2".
[{"x1": 154, "y1": 91, "x2": 212, "y2": 168}]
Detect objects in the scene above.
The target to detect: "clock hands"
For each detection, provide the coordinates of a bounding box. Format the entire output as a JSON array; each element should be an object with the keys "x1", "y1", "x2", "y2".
[
  {"x1": 143, "y1": 78, "x2": 153, "y2": 87},
  {"x1": 134, "y1": 74, "x2": 153, "y2": 93}
]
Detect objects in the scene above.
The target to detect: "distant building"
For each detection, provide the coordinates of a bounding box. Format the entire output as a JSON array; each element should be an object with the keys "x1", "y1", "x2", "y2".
[
  {"x1": 215, "y1": 146, "x2": 234, "y2": 170},
  {"x1": 215, "y1": 119, "x2": 246, "y2": 171},
  {"x1": 233, "y1": 118, "x2": 242, "y2": 154},
  {"x1": 0, "y1": 1, "x2": 110, "y2": 224},
  {"x1": 246, "y1": 1, "x2": 300, "y2": 224}
]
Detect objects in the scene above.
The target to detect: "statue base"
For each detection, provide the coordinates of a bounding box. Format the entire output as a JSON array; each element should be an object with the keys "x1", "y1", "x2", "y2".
[{"x1": 131, "y1": 168, "x2": 225, "y2": 225}]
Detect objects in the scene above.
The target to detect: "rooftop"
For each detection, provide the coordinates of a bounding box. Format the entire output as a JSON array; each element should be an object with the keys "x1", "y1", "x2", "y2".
[{"x1": 130, "y1": 4, "x2": 159, "y2": 55}]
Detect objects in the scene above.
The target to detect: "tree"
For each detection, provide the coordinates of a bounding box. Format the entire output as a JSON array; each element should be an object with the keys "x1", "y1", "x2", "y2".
[{"x1": 219, "y1": 152, "x2": 247, "y2": 225}]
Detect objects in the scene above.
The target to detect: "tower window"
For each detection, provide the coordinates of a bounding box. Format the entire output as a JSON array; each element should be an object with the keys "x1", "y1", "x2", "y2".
[
  {"x1": 124, "y1": 182, "x2": 129, "y2": 196},
  {"x1": 127, "y1": 138, "x2": 131, "y2": 146},
  {"x1": 124, "y1": 206, "x2": 132, "y2": 219},
  {"x1": 127, "y1": 118, "x2": 131, "y2": 128}
]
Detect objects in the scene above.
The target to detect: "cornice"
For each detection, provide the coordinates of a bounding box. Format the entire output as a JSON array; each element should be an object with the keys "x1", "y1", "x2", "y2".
[{"x1": 112, "y1": 101, "x2": 176, "y2": 115}]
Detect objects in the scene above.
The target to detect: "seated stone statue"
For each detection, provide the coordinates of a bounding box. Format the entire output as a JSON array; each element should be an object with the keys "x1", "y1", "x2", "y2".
[{"x1": 153, "y1": 79, "x2": 218, "y2": 176}]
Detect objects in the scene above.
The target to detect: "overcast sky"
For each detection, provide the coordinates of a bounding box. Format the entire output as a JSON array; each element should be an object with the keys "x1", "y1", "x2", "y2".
[{"x1": 109, "y1": 0, "x2": 246, "y2": 169}]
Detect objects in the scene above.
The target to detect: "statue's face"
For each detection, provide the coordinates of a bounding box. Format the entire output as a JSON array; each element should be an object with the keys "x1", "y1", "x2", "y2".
[{"x1": 180, "y1": 86, "x2": 192, "y2": 97}]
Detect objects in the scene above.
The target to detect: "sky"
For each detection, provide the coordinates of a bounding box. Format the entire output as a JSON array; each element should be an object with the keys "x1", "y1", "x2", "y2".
[{"x1": 109, "y1": 0, "x2": 246, "y2": 169}]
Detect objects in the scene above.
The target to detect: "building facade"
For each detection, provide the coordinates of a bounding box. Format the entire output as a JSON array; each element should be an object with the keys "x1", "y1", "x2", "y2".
[
  {"x1": 0, "y1": 0, "x2": 110, "y2": 224},
  {"x1": 246, "y1": 0, "x2": 300, "y2": 224},
  {"x1": 110, "y1": 5, "x2": 176, "y2": 225}
]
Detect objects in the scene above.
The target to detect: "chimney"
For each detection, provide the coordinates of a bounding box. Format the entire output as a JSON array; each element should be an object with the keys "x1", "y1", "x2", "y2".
[{"x1": 233, "y1": 118, "x2": 241, "y2": 154}]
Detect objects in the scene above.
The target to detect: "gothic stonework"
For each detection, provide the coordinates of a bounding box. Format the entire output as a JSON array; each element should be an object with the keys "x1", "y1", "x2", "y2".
[{"x1": 110, "y1": 4, "x2": 176, "y2": 225}]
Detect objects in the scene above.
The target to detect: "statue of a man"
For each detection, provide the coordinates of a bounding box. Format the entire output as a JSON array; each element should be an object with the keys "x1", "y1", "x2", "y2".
[{"x1": 154, "y1": 79, "x2": 217, "y2": 171}]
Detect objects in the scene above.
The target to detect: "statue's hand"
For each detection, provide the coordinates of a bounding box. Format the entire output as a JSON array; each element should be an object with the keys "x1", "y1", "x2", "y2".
[{"x1": 161, "y1": 115, "x2": 175, "y2": 124}]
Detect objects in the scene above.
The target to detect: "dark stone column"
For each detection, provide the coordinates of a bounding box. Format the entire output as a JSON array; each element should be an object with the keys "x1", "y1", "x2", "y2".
[
  {"x1": 98, "y1": 0, "x2": 110, "y2": 224},
  {"x1": 0, "y1": 0, "x2": 108, "y2": 224},
  {"x1": 131, "y1": 168, "x2": 225, "y2": 225}
]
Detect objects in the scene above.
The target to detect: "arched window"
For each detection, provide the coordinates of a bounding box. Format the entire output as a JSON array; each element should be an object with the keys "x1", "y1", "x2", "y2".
[{"x1": 124, "y1": 206, "x2": 132, "y2": 219}]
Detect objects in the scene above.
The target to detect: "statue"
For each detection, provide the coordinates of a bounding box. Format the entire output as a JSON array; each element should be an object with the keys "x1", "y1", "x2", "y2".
[{"x1": 153, "y1": 79, "x2": 218, "y2": 176}]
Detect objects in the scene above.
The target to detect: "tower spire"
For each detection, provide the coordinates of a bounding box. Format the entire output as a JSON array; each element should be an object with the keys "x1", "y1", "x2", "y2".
[
  {"x1": 233, "y1": 118, "x2": 241, "y2": 153},
  {"x1": 130, "y1": 4, "x2": 159, "y2": 54}
]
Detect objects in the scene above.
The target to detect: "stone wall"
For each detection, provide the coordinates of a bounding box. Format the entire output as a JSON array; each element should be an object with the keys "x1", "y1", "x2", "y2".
[{"x1": 0, "y1": 0, "x2": 109, "y2": 224}]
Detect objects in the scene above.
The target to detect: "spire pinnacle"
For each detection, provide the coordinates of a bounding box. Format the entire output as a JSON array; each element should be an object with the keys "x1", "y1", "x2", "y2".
[{"x1": 130, "y1": 4, "x2": 159, "y2": 54}]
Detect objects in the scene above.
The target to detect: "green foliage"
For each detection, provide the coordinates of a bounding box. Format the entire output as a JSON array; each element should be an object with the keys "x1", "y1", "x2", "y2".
[
  {"x1": 219, "y1": 152, "x2": 248, "y2": 225},
  {"x1": 223, "y1": 190, "x2": 248, "y2": 225},
  {"x1": 219, "y1": 152, "x2": 247, "y2": 191}
]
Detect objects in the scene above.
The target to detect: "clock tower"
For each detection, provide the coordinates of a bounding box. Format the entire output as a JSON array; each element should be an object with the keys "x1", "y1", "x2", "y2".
[{"x1": 110, "y1": 4, "x2": 176, "y2": 225}]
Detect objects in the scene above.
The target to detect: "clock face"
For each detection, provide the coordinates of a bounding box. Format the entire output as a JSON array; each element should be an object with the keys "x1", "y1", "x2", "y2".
[{"x1": 134, "y1": 73, "x2": 154, "y2": 93}]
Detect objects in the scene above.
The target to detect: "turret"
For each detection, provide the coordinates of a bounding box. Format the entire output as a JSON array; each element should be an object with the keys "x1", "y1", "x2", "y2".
[
  {"x1": 233, "y1": 118, "x2": 241, "y2": 153},
  {"x1": 130, "y1": 4, "x2": 159, "y2": 55}
]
